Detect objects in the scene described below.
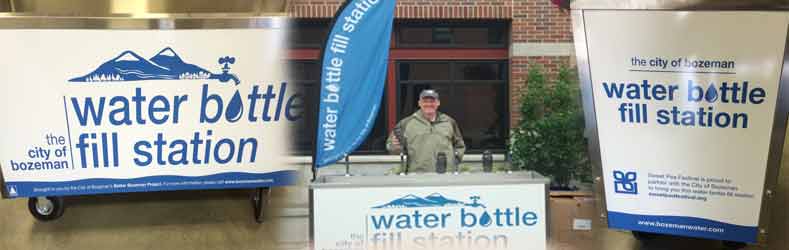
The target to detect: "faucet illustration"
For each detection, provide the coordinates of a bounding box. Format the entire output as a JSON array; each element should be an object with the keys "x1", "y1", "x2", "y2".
[
  {"x1": 210, "y1": 56, "x2": 241, "y2": 85},
  {"x1": 467, "y1": 196, "x2": 486, "y2": 208}
]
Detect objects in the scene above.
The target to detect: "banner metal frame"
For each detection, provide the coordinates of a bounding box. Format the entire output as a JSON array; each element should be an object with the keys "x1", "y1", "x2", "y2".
[{"x1": 571, "y1": 6, "x2": 789, "y2": 244}]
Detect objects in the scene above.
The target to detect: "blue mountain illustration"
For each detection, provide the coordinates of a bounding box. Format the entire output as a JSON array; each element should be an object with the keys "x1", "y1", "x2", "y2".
[
  {"x1": 149, "y1": 47, "x2": 213, "y2": 79},
  {"x1": 372, "y1": 193, "x2": 466, "y2": 209},
  {"x1": 425, "y1": 193, "x2": 463, "y2": 205},
  {"x1": 69, "y1": 47, "x2": 230, "y2": 83}
]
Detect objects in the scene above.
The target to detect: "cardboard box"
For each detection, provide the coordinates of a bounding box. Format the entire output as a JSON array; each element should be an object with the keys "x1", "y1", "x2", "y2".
[{"x1": 549, "y1": 191, "x2": 597, "y2": 245}]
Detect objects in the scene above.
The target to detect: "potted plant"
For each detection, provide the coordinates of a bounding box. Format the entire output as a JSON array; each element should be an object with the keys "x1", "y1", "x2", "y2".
[{"x1": 510, "y1": 65, "x2": 591, "y2": 190}]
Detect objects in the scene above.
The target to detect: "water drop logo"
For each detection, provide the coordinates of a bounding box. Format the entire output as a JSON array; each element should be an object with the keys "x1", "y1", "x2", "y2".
[
  {"x1": 479, "y1": 211, "x2": 493, "y2": 227},
  {"x1": 226, "y1": 91, "x2": 244, "y2": 122},
  {"x1": 705, "y1": 84, "x2": 719, "y2": 103},
  {"x1": 326, "y1": 84, "x2": 340, "y2": 93}
]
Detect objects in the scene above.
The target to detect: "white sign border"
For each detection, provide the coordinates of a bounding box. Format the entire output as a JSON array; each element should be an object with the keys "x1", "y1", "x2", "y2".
[
  {"x1": 571, "y1": 9, "x2": 789, "y2": 244},
  {"x1": 0, "y1": 16, "x2": 290, "y2": 199}
]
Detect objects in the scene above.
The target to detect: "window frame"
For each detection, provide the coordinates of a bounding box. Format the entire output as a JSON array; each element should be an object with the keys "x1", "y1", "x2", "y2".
[
  {"x1": 287, "y1": 18, "x2": 512, "y2": 155},
  {"x1": 394, "y1": 20, "x2": 510, "y2": 49},
  {"x1": 287, "y1": 60, "x2": 320, "y2": 155},
  {"x1": 395, "y1": 60, "x2": 510, "y2": 153},
  {"x1": 288, "y1": 60, "x2": 390, "y2": 155},
  {"x1": 288, "y1": 19, "x2": 332, "y2": 49}
]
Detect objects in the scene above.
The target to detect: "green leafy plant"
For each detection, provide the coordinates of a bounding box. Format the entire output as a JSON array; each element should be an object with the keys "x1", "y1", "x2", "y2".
[{"x1": 510, "y1": 65, "x2": 591, "y2": 188}]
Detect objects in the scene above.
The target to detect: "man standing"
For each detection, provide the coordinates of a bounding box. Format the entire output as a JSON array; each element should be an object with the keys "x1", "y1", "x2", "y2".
[{"x1": 386, "y1": 89, "x2": 466, "y2": 173}]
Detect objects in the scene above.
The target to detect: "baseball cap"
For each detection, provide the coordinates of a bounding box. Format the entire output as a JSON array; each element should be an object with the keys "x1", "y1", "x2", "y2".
[{"x1": 419, "y1": 89, "x2": 439, "y2": 100}]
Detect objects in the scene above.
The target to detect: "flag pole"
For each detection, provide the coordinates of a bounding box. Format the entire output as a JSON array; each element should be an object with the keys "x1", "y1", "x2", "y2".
[{"x1": 311, "y1": 0, "x2": 354, "y2": 182}]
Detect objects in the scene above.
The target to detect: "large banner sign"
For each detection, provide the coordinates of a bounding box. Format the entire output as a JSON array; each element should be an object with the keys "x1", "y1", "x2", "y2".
[
  {"x1": 583, "y1": 11, "x2": 787, "y2": 242},
  {"x1": 0, "y1": 27, "x2": 299, "y2": 198},
  {"x1": 315, "y1": 0, "x2": 396, "y2": 167},
  {"x1": 313, "y1": 184, "x2": 547, "y2": 250}
]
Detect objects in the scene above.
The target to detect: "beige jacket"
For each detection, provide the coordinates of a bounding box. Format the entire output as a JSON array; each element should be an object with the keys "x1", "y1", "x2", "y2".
[{"x1": 386, "y1": 110, "x2": 466, "y2": 173}]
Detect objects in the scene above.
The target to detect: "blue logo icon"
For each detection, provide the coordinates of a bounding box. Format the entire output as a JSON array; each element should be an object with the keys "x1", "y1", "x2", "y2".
[
  {"x1": 614, "y1": 171, "x2": 638, "y2": 194},
  {"x1": 69, "y1": 47, "x2": 240, "y2": 85},
  {"x1": 372, "y1": 193, "x2": 487, "y2": 209}
]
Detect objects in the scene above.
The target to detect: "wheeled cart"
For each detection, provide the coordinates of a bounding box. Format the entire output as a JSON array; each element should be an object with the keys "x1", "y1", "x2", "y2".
[{"x1": 0, "y1": 1, "x2": 296, "y2": 223}]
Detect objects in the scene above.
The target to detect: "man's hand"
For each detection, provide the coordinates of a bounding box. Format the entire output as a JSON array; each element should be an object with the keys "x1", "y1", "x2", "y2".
[
  {"x1": 386, "y1": 132, "x2": 404, "y2": 155},
  {"x1": 390, "y1": 134, "x2": 401, "y2": 148}
]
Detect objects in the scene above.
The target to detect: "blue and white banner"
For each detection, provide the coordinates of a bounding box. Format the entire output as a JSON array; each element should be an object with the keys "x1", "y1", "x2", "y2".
[
  {"x1": 580, "y1": 11, "x2": 788, "y2": 243},
  {"x1": 0, "y1": 23, "x2": 300, "y2": 198},
  {"x1": 315, "y1": 0, "x2": 396, "y2": 167},
  {"x1": 312, "y1": 183, "x2": 547, "y2": 250}
]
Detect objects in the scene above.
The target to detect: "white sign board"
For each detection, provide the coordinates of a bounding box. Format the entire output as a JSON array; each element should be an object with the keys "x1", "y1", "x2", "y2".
[
  {"x1": 582, "y1": 11, "x2": 787, "y2": 242},
  {"x1": 0, "y1": 26, "x2": 300, "y2": 197},
  {"x1": 312, "y1": 184, "x2": 547, "y2": 250}
]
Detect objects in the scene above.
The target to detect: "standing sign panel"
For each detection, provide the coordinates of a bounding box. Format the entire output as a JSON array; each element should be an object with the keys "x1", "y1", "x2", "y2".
[
  {"x1": 583, "y1": 11, "x2": 787, "y2": 243},
  {"x1": 0, "y1": 25, "x2": 299, "y2": 198}
]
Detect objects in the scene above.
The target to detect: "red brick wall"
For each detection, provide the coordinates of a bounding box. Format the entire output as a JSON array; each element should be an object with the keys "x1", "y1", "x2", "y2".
[
  {"x1": 509, "y1": 0, "x2": 573, "y2": 126},
  {"x1": 512, "y1": 0, "x2": 572, "y2": 43},
  {"x1": 510, "y1": 56, "x2": 572, "y2": 125},
  {"x1": 288, "y1": 0, "x2": 512, "y2": 19},
  {"x1": 287, "y1": 0, "x2": 574, "y2": 128}
]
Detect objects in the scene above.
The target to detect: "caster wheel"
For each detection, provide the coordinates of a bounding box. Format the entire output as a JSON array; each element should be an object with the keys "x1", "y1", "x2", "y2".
[
  {"x1": 722, "y1": 241, "x2": 747, "y2": 250},
  {"x1": 632, "y1": 231, "x2": 659, "y2": 241},
  {"x1": 28, "y1": 196, "x2": 65, "y2": 222}
]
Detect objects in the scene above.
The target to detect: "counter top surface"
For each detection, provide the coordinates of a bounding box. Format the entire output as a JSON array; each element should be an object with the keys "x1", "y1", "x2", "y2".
[{"x1": 310, "y1": 171, "x2": 549, "y2": 189}]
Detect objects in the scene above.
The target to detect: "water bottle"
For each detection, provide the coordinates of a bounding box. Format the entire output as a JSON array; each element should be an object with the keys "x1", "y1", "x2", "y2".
[
  {"x1": 483, "y1": 150, "x2": 493, "y2": 173},
  {"x1": 436, "y1": 152, "x2": 447, "y2": 174},
  {"x1": 394, "y1": 127, "x2": 410, "y2": 174},
  {"x1": 399, "y1": 153, "x2": 408, "y2": 175},
  {"x1": 393, "y1": 127, "x2": 408, "y2": 153}
]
